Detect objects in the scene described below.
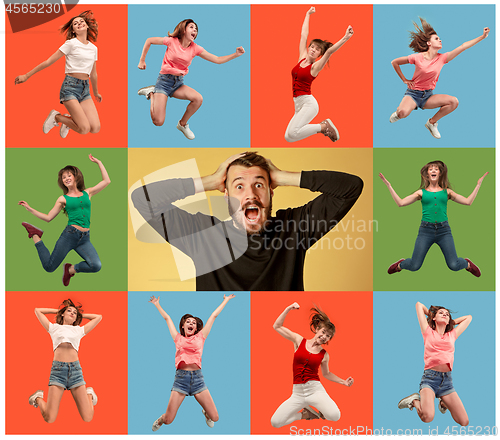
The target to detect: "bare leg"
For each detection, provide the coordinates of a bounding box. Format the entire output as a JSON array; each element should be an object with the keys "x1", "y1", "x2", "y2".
[
  {"x1": 423, "y1": 94, "x2": 459, "y2": 124},
  {"x1": 59, "y1": 100, "x2": 91, "y2": 135},
  {"x1": 194, "y1": 389, "x2": 219, "y2": 422},
  {"x1": 157, "y1": 390, "x2": 186, "y2": 427},
  {"x1": 79, "y1": 99, "x2": 101, "y2": 133},
  {"x1": 150, "y1": 92, "x2": 168, "y2": 126},
  {"x1": 440, "y1": 392, "x2": 469, "y2": 426},
  {"x1": 172, "y1": 85, "x2": 203, "y2": 126},
  {"x1": 412, "y1": 388, "x2": 435, "y2": 423},
  {"x1": 71, "y1": 385, "x2": 94, "y2": 422},
  {"x1": 37, "y1": 386, "x2": 64, "y2": 423},
  {"x1": 395, "y1": 96, "x2": 418, "y2": 119}
]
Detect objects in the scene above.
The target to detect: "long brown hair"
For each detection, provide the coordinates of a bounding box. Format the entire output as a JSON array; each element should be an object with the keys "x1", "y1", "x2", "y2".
[
  {"x1": 179, "y1": 314, "x2": 204, "y2": 336},
  {"x1": 168, "y1": 19, "x2": 198, "y2": 40},
  {"x1": 409, "y1": 17, "x2": 436, "y2": 53},
  {"x1": 56, "y1": 299, "x2": 83, "y2": 326},
  {"x1": 427, "y1": 305, "x2": 455, "y2": 333},
  {"x1": 60, "y1": 10, "x2": 98, "y2": 42},
  {"x1": 58, "y1": 165, "x2": 86, "y2": 195},
  {"x1": 419, "y1": 160, "x2": 452, "y2": 191},
  {"x1": 309, "y1": 306, "x2": 335, "y2": 341}
]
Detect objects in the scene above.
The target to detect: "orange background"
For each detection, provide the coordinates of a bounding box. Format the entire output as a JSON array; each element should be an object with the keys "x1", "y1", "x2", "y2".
[
  {"x1": 5, "y1": 5, "x2": 128, "y2": 148},
  {"x1": 5, "y1": 291, "x2": 128, "y2": 434},
  {"x1": 251, "y1": 5, "x2": 373, "y2": 148},
  {"x1": 250, "y1": 291, "x2": 372, "y2": 434}
]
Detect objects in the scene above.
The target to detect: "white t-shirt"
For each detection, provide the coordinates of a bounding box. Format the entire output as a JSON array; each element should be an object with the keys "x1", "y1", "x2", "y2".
[
  {"x1": 59, "y1": 38, "x2": 98, "y2": 76},
  {"x1": 48, "y1": 322, "x2": 85, "y2": 351}
]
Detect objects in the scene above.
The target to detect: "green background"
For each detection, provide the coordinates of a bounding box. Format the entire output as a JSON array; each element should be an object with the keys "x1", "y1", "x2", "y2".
[
  {"x1": 374, "y1": 148, "x2": 495, "y2": 291},
  {"x1": 6, "y1": 148, "x2": 128, "y2": 291}
]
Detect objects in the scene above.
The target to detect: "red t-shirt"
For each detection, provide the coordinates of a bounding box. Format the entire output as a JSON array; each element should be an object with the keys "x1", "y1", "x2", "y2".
[
  {"x1": 291, "y1": 59, "x2": 316, "y2": 97},
  {"x1": 293, "y1": 337, "x2": 325, "y2": 384}
]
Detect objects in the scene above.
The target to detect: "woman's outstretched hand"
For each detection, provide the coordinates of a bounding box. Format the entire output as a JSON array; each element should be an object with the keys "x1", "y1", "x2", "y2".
[
  {"x1": 307, "y1": 6, "x2": 315, "y2": 15},
  {"x1": 345, "y1": 25, "x2": 354, "y2": 39},
  {"x1": 477, "y1": 172, "x2": 489, "y2": 186},
  {"x1": 138, "y1": 60, "x2": 146, "y2": 70},
  {"x1": 18, "y1": 200, "x2": 31, "y2": 210},
  {"x1": 236, "y1": 47, "x2": 245, "y2": 56},
  {"x1": 288, "y1": 302, "x2": 300, "y2": 310},
  {"x1": 15, "y1": 74, "x2": 28, "y2": 85},
  {"x1": 149, "y1": 295, "x2": 160, "y2": 305},
  {"x1": 344, "y1": 376, "x2": 354, "y2": 387},
  {"x1": 89, "y1": 154, "x2": 102, "y2": 164},
  {"x1": 378, "y1": 173, "x2": 391, "y2": 187},
  {"x1": 482, "y1": 27, "x2": 490, "y2": 39},
  {"x1": 223, "y1": 294, "x2": 236, "y2": 300}
]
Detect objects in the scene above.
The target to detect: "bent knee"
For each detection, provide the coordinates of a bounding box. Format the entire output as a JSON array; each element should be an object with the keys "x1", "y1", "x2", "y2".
[
  {"x1": 82, "y1": 414, "x2": 94, "y2": 423},
  {"x1": 270, "y1": 416, "x2": 284, "y2": 429},
  {"x1": 284, "y1": 132, "x2": 299, "y2": 143},
  {"x1": 192, "y1": 94, "x2": 203, "y2": 106},
  {"x1": 325, "y1": 410, "x2": 341, "y2": 422},
  {"x1": 459, "y1": 418, "x2": 469, "y2": 427},
  {"x1": 91, "y1": 260, "x2": 102, "y2": 273},
  {"x1": 43, "y1": 414, "x2": 57, "y2": 424},
  {"x1": 90, "y1": 124, "x2": 101, "y2": 134},
  {"x1": 421, "y1": 413, "x2": 434, "y2": 423},
  {"x1": 211, "y1": 413, "x2": 219, "y2": 423},
  {"x1": 450, "y1": 97, "x2": 459, "y2": 109},
  {"x1": 152, "y1": 117, "x2": 165, "y2": 127},
  {"x1": 396, "y1": 108, "x2": 412, "y2": 119}
]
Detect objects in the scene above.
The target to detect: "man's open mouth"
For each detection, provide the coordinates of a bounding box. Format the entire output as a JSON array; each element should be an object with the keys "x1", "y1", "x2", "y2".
[{"x1": 244, "y1": 205, "x2": 260, "y2": 223}]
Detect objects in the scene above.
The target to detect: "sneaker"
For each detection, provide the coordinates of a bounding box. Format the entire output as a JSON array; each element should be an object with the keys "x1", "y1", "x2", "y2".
[
  {"x1": 43, "y1": 110, "x2": 60, "y2": 134},
  {"x1": 465, "y1": 258, "x2": 481, "y2": 277},
  {"x1": 389, "y1": 111, "x2": 400, "y2": 123},
  {"x1": 62, "y1": 263, "x2": 74, "y2": 287},
  {"x1": 21, "y1": 222, "x2": 44, "y2": 239},
  {"x1": 202, "y1": 408, "x2": 215, "y2": 428},
  {"x1": 87, "y1": 387, "x2": 98, "y2": 406},
  {"x1": 177, "y1": 121, "x2": 195, "y2": 140},
  {"x1": 388, "y1": 258, "x2": 404, "y2": 274},
  {"x1": 425, "y1": 119, "x2": 441, "y2": 139},
  {"x1": 60, "y1": 114, "x2": 71, "y2": 139},
  {"x1": 29, "y1": 390, "x2": 44, "y2": 408},
  {"x1": 138, "y1": 85, "x2": 155, "y2": 100},
  {"x1": 152, "y1": 415, "x2": 163, "y2": 432},
  {"x1": 302, "y1": 406, "x2": 321, "y2": 420},
  {"x1": 398, "y1": 392, "x2": 420, "y2": 410},
  {"x1": 438, "y1": 397, "x2": 448, "y2": 414},
  {"x1": 321, "y1": 119, "x2": 340, "y2": 142}
]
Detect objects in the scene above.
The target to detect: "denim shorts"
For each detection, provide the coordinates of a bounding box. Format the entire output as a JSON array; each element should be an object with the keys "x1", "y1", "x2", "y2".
[
  {"x1": 60, "y1": 75, "x2": 91, "y2": 104},
  {"x1": 404, "y1": 88, "x2": 433, "y2": 109},
  {"x1": 419, "y1": 369, "x2": 455, "y2": 398},
  {"x1": 48, "y1": 360, "x2": 86, "y2": 390},
  {"x1": 154, "y1": 73, "x2": 184, "y2": 97},
  {"x1": 171, "y1": 369, "x2": 207, "y2": 396}
]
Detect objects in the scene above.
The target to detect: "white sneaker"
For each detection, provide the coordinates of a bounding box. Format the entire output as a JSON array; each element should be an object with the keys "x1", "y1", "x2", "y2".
[
  {"x1": 389, "y1": 111, "x2": 400, "y2": 123},
  {"x1": 425, "y1": 119, "x2": 441, "y2": 139},
  {"x1": 398, "y1": 392, "x2": 420, "y2": 410},
  {"x1": 152, "y1": 415, "x2": 163, "y2": 432},
  {"x1": 60, "y1": 114, "x2": 71, "y2": 138},
  {"x1": 438, "y1": 397, "x2": 448, "y2": 414},
  {"x1": 177, "y1": 121, "x2": 195, "y2": 140},
  {"x1": 87, "y1": 387, "x2": 98, "y2": 406},
  {"x1": 43, "y1": 110, "x2": 60, "y2": 134},
  {"x1": 29, "y1": 390, "x2": 44, "y2": 408},
  {"x1": 202, "y1": 408, "x2": 214, "y2": 428},
  {"x1": 138, "y1": 85, "x2": 155, "y2": 100}
]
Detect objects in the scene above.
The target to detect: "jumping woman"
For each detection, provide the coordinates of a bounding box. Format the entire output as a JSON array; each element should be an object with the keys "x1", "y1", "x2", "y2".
[
  {"x1": 137, "y1": 19, "x2": 245, "y2": 140},
  {"x1": 270, "y1": 302, "x2": 353, "y2": 428},
  {"x1": 398, "y1": 302, "x2": 471, "y2": 426},
  {"x1": 284, "y1": 7, "x2": 353, "y2": 144},
  {"x1": 149, "y1": 294, "x2": 235, "y2": 431},
  {"x1": 380, "y1": 160, "x2": 487, "y2": 276},
  {"x1": 15, "y1": 10, "x2": 102, "y2": 138},
  {"x1": 389, "y1": 18, "x2": 490, "y2": 139},
  {"x1": 29, "y1": 299, "x2": 102, "y2": 423},
  {"x1": 19, "y1": 154, "x2": 110, "y2": 287}
]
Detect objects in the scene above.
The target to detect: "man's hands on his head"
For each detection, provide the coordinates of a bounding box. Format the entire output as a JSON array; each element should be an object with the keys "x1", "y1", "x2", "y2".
[
  {"x1": 267, "y1": 158, "x2": 301, "y2": 189},
  {"x1": 198, "y1": 153, "x2": 246, "y2": 193}
]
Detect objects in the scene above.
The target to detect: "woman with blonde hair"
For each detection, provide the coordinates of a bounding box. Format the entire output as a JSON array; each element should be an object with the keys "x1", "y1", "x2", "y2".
[
  {"x1": 379, "y1": 160, "x2": 487, "y2": 276},
  {"x1": 389, "y1": 18, "x2": 490, "y2": 139},
  {"x1": 29, "y1": 299, "x2": 102, "y2": 423}
]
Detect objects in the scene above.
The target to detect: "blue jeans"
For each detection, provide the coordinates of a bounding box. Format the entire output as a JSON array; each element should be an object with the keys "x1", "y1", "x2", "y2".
[
  {"x1": 154, "y1": 73, "x2": 184, "y2": 97},
  {"x1": 34, "y1": 225, "x2": 101, "y2": 273},
  {"x1": 171, "y1": 369, "x2": 208, "y2": 396},
  {"x1": 419, "y1": 369, "x2": 455, "y2": 398},
  {"x1": 400, "y1": 221, "x2": 468, "y2": 272},
  {"x1": 60, "y1": 75, "x2": 91, "y2": 104},
  {"x1": 404, "y1": 88, "x2": 433, "y2": 109},
  {"x1": 48, "y1": 360, "x2": 86, "y2": 390}
]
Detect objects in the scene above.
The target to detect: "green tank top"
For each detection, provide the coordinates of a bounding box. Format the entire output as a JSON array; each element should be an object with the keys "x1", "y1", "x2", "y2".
[
  {"x1": 421, "y1": 188, "x2": 448, "y2": 223},
  {"x1": 64, "y1": 191, "x2": 91, "y2": 228}
]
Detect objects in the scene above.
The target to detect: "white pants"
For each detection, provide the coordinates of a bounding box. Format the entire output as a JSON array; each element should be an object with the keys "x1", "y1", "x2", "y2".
[
  {"x1": 271, "y1": 381, "x2": 341, "y2": 428},
  {"x1": 284, "y1": 95, "x2": 321, "y2": 143}
]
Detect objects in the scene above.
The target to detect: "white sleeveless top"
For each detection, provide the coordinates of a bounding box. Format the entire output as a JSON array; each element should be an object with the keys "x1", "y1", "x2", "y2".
[{"x1": 48, "y1": 322, "x2": 85, "y2": 351}]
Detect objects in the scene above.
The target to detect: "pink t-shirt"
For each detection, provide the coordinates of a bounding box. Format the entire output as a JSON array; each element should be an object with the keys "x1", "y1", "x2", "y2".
[
  {"x1": 174, "y1": 331, "x2": 205, "y2": 369},
  {"x1": 423, "y1": 326, "x2": 456, "y2": 371},
  {"x1": 408, "y1": 52, "x2": 449, "y2": 90},
  {"x1": 160, "y1": 36, "x2": 204, "y2": 76}
]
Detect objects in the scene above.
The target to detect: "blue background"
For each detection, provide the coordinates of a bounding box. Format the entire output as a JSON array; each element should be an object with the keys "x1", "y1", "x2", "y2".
[
  {"x1": 373, "y1": 5, "x2": 495, "y2": 148},
  {"x1": 127, "y1": 5, "x2": 250, "y2": 148},
  {"x1": 128, "y1": 291, "x2": 251, "y2": 435},
  {"x1": 373, "y1": 291, "x2": 495, "y2": 433}
]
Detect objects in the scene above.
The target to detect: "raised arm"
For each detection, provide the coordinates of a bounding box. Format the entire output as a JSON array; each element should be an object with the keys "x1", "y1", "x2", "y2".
[
  {"x1": 34, "y1": 308, "x2": 59, "y2": 331},
  {"x1": 201, "y1": 294, "x2": 235, "y2": 338},
  {"x1": 320, "y1": 352, "x2": 354, "y2": 386},
  {"x1": 89, "y1": 63, "x2": 102, "y2": 103},
  {"x1": 18, "y1": 196, "x2": 65, "y2": 223},
  {"x1": 311, "y1": 25, "x2": 354, "y2": 76},
  {"x1": 15, "y1": 49, "x2": 65, "y2": 84},
  {"x1": 390, "y1": 56, "x2": 415, "y2": 89},
  {"x1": 273, "y1": 303, "x2": 303, "y2": 348},
  {"x1": 379, "y1": 173, "x2": 421, "y2": 207},
  {"x1": 86, "y1": 154, "x2": 111, "y2": 197},
  {"x1": 194, "y1": 152, "x2": 247, "y2": 193},
  {"x1": 415, "y1": 302, "x2": 429, "y2": 334},
  {"x1": 447, "y1": 27, "x2": 490, "y2": 62},
  {"x1": 454, "y1": 314, "x2": 472, "y2": 338},
  {"x1": 149, "y1": 296, "x2": 178, "y2": 341},
  {"x1": 198, "y1": 47, "x2": 245, "y2": 65},
  {"x1": 138, "y1": 37, "x2": 164, "y2": 70},
  {"x1": 83, "y1": 313, "x2": 102, "y2": 335},
  {"x1": 448, "y1": 172, "x2": 488, "y2": 206},
  {"x1": 299, "y1": 7, "x2": 315, "y2": 59}
]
